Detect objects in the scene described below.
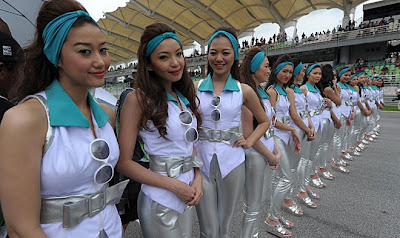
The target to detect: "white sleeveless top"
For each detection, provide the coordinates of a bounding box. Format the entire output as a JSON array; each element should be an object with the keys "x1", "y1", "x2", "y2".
[
  {"x1": 272, "y1": 85, "x2": 291, "y2": 145},
  {"x1": 26, "y1": 89, "x2": 122, "y2": 238}
]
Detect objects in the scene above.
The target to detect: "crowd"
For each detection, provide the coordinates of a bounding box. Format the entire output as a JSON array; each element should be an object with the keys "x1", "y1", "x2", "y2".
[{"x1": 0, "y1": 1, "x2": 386, "y2": 238}]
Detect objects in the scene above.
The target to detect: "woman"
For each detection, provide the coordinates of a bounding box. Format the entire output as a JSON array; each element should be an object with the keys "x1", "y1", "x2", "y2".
[
  {"x1": 194, "y1": 27, "x2": 269, "y2": 238},
  {"x1": 315, "y1": 64, "x2": 341, "y2": 180},
  {"x1": 282, "y1": 59, "x2": 315, "y2": 216},
  {"x1": 264, "y1": 54, "x2": 301, "y2": 237},
  {"x1": 117, "y1": 23, "x2": 203, "y2": 238},
  {"x1": 239, "y1": 47, "x2": 281, "y2": 238},
  {"x1": 0, "y1": 1, "x2": 126, "y2": 237},
  {"x1": 354, "y1": 72, "x2": 372, "y2": 153},
  {"x1": 298, "y1": 64, "x2": 326, "y2": 206}
]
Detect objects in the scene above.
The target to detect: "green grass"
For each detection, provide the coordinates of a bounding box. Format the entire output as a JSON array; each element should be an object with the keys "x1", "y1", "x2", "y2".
[{"x1": 382, "y1": 105, "x2": 399, "y2": 111}]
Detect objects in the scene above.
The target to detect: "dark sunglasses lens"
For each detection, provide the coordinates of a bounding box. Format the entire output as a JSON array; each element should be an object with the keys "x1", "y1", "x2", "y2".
[
  {"x1": 91, "y1": 140, "x2": 110, "y2": 160},
  {"x1": 185, "y1": 127, "x2": 198, "y2": 143},
  {"x1": 95, "y1": 165, "x2": 113, "y2": 184},
  {"x1": 211, "y1": 109, "x2": 221, "y2": 122},
  {"x1": 179, "y1": 111, "x2": 193, "y2": 125},
  {"x1": 211, "y1": 96, "x2": 221, "y2": 107}
]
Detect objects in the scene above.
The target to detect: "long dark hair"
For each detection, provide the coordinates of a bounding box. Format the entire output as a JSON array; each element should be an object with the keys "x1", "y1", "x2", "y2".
[
  {"x1": 239, "y1": 47, "x2": 265, "y2": 110},
  {"x1": 134, "y1": 22, "x2": 201, "y2": 138},
  {"x1": 318, "y1": 64, "x2": 334, "y2": 97},
  {"x1": 206, "y1": 26, "x2": 241, "y2": 81},
  {"x1": 11, "y1": 0, "x2": 91, "y2": 101},
  {"x1": 284, "y1": 58, "x2": 301, "y2": 88},
  {"x1": 265, "y1": 54, "x2": 293, "y2": 89}
]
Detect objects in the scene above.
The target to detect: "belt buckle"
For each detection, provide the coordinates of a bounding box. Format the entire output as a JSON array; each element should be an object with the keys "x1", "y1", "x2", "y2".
[
  {"x1": 88, "y1": 189, "x2": 106, "y2": 217},
  {"x1": 209, "y1": 129, "x2": 221, "y2": 142}
]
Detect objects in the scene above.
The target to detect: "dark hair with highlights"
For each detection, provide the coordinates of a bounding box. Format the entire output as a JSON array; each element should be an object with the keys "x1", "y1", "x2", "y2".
[
  {"x1": 11, "y1": 0, "x2": 95, "y2": 101},
  {"x1": 134, "y1": 22, "x2": 201, "y2": 138},
  {"x1": 207, "y1": 26, "x2": 241, "y2": 81}
]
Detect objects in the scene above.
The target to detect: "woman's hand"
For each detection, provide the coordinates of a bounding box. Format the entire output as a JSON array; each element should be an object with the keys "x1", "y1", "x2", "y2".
[
  {"x1": 346, "y1": 118, "x2": 351, "y2": 126},
  {"x1": 268, "y1": 144, "x2": 281, "y2": 168},
  {"x1": 307, "y1": 126, "x2": 316, "y2": 141},
  {"x1": 324, "y1": 98, "x2": 333, "y2": 109},
  {"x1": 291, "y1": 130, "x2": 302, "y2": 154},
  {"x1": 233, "y1": 135, "x2": 252, "y2": 149},
  {"x1": 334, "y1": 120, "x2": 342, "y2": 129},
  {"x1": 187, "y1": 171, "x2": 203, "y2": 206},
  {"x1": 171, "y1": 179, "x2": 196, "y2": 204}
]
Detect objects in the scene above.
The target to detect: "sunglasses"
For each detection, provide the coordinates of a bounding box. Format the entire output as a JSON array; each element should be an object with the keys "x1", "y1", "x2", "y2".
[
  {"x1": 89, "y1": 139, "x2": 114, "y2": 184},
  {"x1": 210, "y1": 95, "x2": 221, "y2": 122},
  {"x1": 179, "y1": 110, "x2": 199, "y2": 143}
]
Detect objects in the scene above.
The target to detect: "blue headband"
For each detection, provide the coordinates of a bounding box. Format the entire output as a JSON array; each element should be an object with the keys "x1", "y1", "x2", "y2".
[
  {"x1": 293, "y1": 62, "x2": 303, "y2": 77},
  {"x1": 208, "y1": 30, "x2": 239, "y2": 60},
  {"x1": 274, "y1": 62, "x2": 294, "y2": 76},
  {"x1": 145, "y1": 32, "x2": 182, "y2": 58},
  {"x1": 250, "y1": 51, "x2": 265, "y2": 73},
  {"x1": 338, "y1": 68, "x2": 351, "y2": 78},
  {"x1": 306, "y1": 64, "x2": 320, "y2": 77},
  {"x1": 374, "y1": 77, "x2": 381, "y2": 81},
  {"x1": 357, "y1": 72, "x2": 365, "y2": 77},
  {"x1": 350, "y1": 74, "x2": 357, "y2": 80},
  {"x1": 43, "y1": 10, "x2": 97, "y2": 68}
]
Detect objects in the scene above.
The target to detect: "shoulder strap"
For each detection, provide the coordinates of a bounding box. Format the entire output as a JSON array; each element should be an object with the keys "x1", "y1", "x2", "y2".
[{"x1": 21, "y1": 95, "x2": 54, "y2": 155}]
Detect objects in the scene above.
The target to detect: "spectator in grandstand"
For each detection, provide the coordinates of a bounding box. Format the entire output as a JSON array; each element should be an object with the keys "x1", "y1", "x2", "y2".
[
  {"x1": 0, "y1": 0, "x2": 128, "y2": 236},
  {"x1": 117, "y1": 22, "x2": 203, "y2": 238},
  {"x1": 194, "y1": 27, "x2": 269, "y2": 238}
]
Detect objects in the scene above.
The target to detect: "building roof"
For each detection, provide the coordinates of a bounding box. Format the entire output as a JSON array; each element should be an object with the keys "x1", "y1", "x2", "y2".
[{"x1": 98, "y1": 0, "x2": 368, "y2": 63}]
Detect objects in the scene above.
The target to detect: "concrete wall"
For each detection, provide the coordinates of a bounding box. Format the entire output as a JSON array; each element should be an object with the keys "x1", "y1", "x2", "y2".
[{"x1": 348, "y1": 42, "x2": 387, "y2": 62}]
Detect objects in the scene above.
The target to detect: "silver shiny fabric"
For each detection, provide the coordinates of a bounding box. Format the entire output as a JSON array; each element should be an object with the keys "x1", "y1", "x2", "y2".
[
  {"x1": 317, "y1": 119, "x2": 335, "y2": 169},
  {"x1": 264, "y1": 127, "x2": 274, "y2": 139},
  {"x1": 305, "y1": 127, "x2": 323, "y2": 182},
  {"x1": 198, "y1": 127, "x2": 241, "y2": 146},
  {"x1": 340, "y1": 115, "x2": 351, "y2": 153},
  {"x1": 196, "y1": 155, "x2": 245, "y2": 238},
  {"x1": 269, "y1": 136, "x2": 292, "y2": 221},
  {"x1": 357, "y1": 113, "x2": 369, "y2": 141},
  {"x1": 349, "y1": 108, "x2": 362, "y2": 147},
  {"x1": 332, "y1": 123, "x2": 342, "y2": 164},
  {"x1": 40, "y1": 180, "x2": 129, "y2": 228},
  {"x1": 138, "y1": 192, "x2": 194, "y2": 238},
  {"x1": 241, "y1": 150, "x2": 271, "y2": 238},
  {"x1": 276, "y1": 115, "x2": 291, "y2": 125},
  {"x1": 149, "y1": 155, "x2": 203, "y2": 178},
  {"x1": 308, "y1": 109, "x2": 323, "y2": 117}
]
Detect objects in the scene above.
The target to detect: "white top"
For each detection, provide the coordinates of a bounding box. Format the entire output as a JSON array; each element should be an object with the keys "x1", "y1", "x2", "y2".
[{"x1": 248, "y1": 98, "x2": 274, "y2": 154}]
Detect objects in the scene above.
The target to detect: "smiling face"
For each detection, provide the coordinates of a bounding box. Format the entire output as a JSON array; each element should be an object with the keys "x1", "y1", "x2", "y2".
[
  {"x1": 358, "y1": 74, "x2": 365, "y2": 84},
  {"x1": 308, "y1": 67, "x2": 322, "y2": 84},
  {"x1": 58, "y1": 23, "x2": 110, "y2": 89},
  {"x1": 148, "y1": 38, "x2": 184, "y2": 85},
  {"x1": 276, "y1": 65, "x2": 293, "y2": 85},
  {"x1": 253, "y1": 56, "x2": 270, "y2": 85},
  {"x1": 208, "y1": 36, "x2": 235, "y2": 78},
  {"x1": 350, "y1": 76, "x2": 358, "y2": 86},
  {"x1": 340, "y1": 71, "x2": 351, "y2": 84}
]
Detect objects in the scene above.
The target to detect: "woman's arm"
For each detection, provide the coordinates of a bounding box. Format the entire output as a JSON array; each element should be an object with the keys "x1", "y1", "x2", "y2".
[
  {"x1": 116, "y1": 91, "x2": 196, "y2": 204},
  {"x1": 241, "y1": 105, "x2": 279, "y2": 166},
  {"x1": 234, "y1": 84, "x2": 269, "y2": 149},
  {"x1": 324, "y1": 87, "x2": 341, "y2": 106},
  {"x1": 0, "y1": 100, "x2": 48, "y2": 238}
]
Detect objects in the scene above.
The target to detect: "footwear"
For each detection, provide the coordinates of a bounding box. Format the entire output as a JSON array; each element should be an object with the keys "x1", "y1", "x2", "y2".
[
  {"x1": 307, "y1": 189, "x2": 320, "y2": 199},
  {"x1": 353, "y1": 151, "x2": 362, "y2": 156},
  {"x1": 297, "y1": 194, "x2": 317, "y2": 208},
  {"x1": 331, "y1": 164, "x2": 349, "y2": 173},
  {"x1": 339, "y1": 159, "x2": 349, "y2": 166},
  {"x1": 311, "y1": 178, "x2": 324, "y2": 189},
  {"x1": 341, "y1": 153, "x2": 354, "y2": 161},
  {"x1": 282, "y1": 203, "x2": 303, "y2": 216},
  {"x1": 355, "y1": 146, "x2": 362, "y2": 152},
  {"x1": 264, "y1": 221, "x2": 291, "y2": 237},
  {"x1": 371, "y1": 134, "x2": 377, "y2": 139},
  {"x1": 279, "y1": 216, "x2": 294, "y2": 229},
  {"x1": 367, "y1": 137, "x2": 374, "y2": 142},
  {"x1": 361, "y1": 139, "x2": 369, "y2": 145},
  {"x1": 321, "y1": 171, "x2": 334, "y2": 180},
  {"x1": 348, "y1": 147, "x2": 356, "y2": 153},
  {"x1": 358, "y1": 143, "x2": 366, "y2": 150}
]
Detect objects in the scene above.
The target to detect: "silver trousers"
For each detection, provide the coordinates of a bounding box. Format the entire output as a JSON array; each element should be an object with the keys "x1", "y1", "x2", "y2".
[
  {"x1": 138, "y1": 192, "x2": 194, "y2": 238},
  {"x1": 304, "y1": 126, "x2": 323, "y2": 185},
  {"x1": 340, "y1": 115, "x2": 351, "y2": 152},
  {"x1": 367, "y1": 108, "x2": 376, "y2": 134},
  {"x1": 296, "y1": 131, "x2": 313, "y2": 193},
  {"x1": 348, "y1": 108, "x2": 362, "y2": 148},
  {"x1": 269, "y1": 136, "x2": 292, "y2": 221},
  {"x1": 241, "y1": 150, "x2": 271, "y2": 238},
  {"x1": 332, "y1": 119, "x2": 343, "y2": 164},
  {"x1": 196, "y1": 155, "x2": 245, "y2": 238},
  {"x1": 357, "y1": 113, "x2": 369, "y2": 141},
  {"x1": 316, "y1": 119, "x2": 335, "y2": 168}
]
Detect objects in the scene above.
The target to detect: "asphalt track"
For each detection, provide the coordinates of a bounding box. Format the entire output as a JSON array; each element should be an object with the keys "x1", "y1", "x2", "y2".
[{"x1": 124, "y1": 111, "x2": 400, "y2": 238}]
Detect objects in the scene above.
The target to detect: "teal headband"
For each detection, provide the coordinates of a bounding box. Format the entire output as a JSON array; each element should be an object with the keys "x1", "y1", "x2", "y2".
[
  {"x1": 208, "y1": 31, "x2": 239, "y2": 60},
  {"x1": 250, "y1": 51, "x2": 265, "y2": 73},
  {"x1": 350, "y1": 74, "x2": 357, "y2": 80},
  {"x1": 43, "y1": 10, "x2": 97, "y2": 68},
  {"x1": 145, "y1": 32, "x2": 182, "y2": 58},
  {"x1": 374, "y1": 77, "x2": 381, "y2": 81},
  {"x1": 293, "y1": 62, "x2": 303, "y2": 77},
  {"x1": 306, "y1": 64, "x2": 320, "y2": 77},
  {"x1": 338, "y1": 68, "x2": 351, "y2": 78},
  {"x1": 357, "y1": 72, "x2": 365, "y2": 77},
  {"x1": 274, "y1": 62, "x2": 294, "y2": 76},
  {"x1": 333, "y1": 68, "x2": 337, "y2": 73}
]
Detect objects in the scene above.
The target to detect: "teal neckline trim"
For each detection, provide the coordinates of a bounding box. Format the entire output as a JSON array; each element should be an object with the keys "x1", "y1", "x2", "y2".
[
  {"x1": 198, "y1": 74, "x2": 240, "y2": 92},
  {"x1": 272, "y1": 83, "x2": 287, "y2": 96},
  {"x1": 167, "y1": 88, "x2": 190, "y2": 106},
  {"x1": 348, "y1": 85, "x2": 357, "y2": 92},
  {"x1": 257, "y1": 86, "x2": 269, "y2": 99},
  {"x1": 290, "y1": 84, "x2": 303, "y2": 93},
  {"x1": 45, "y1": 80, "x2": 109, "y2": 128},
  {"x1": 306, "y1": 81, "x2": 320, "y2": 93},
  {"x1": 338, "y1": 82, "x2": 349, "y2": 89}
]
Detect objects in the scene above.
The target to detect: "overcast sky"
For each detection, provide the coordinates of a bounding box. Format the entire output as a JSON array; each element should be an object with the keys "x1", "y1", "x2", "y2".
[{"x1": 78, "y1": 0, "x2": 382, "y2": 63}]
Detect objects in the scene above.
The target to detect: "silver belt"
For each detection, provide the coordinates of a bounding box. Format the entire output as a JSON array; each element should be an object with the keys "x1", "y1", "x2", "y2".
[
  {"x1": 344, "y1": 101, "x2": 353, "y2": 106},
  {"x1": 149, "y1": 155, "x2": 203, "y2": 178},
  {"x1": 264, "y1": 127, "x2": 274, "y2": 139},
  {"x1": 298, "y1": 110, "x2": 308, "y2": 119},
  {"x1": 40, "y1": 180, "x2": 129, "y2": 228},
  {"x1": 276, "y1": 115, "x2": 291, "y2": 125},
  {"x1": 308, "y1": 109, "x2": 322, "y2": 117},
  {"x1": 198, "y1": 126, "x2": 241, "y2": 146}
]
